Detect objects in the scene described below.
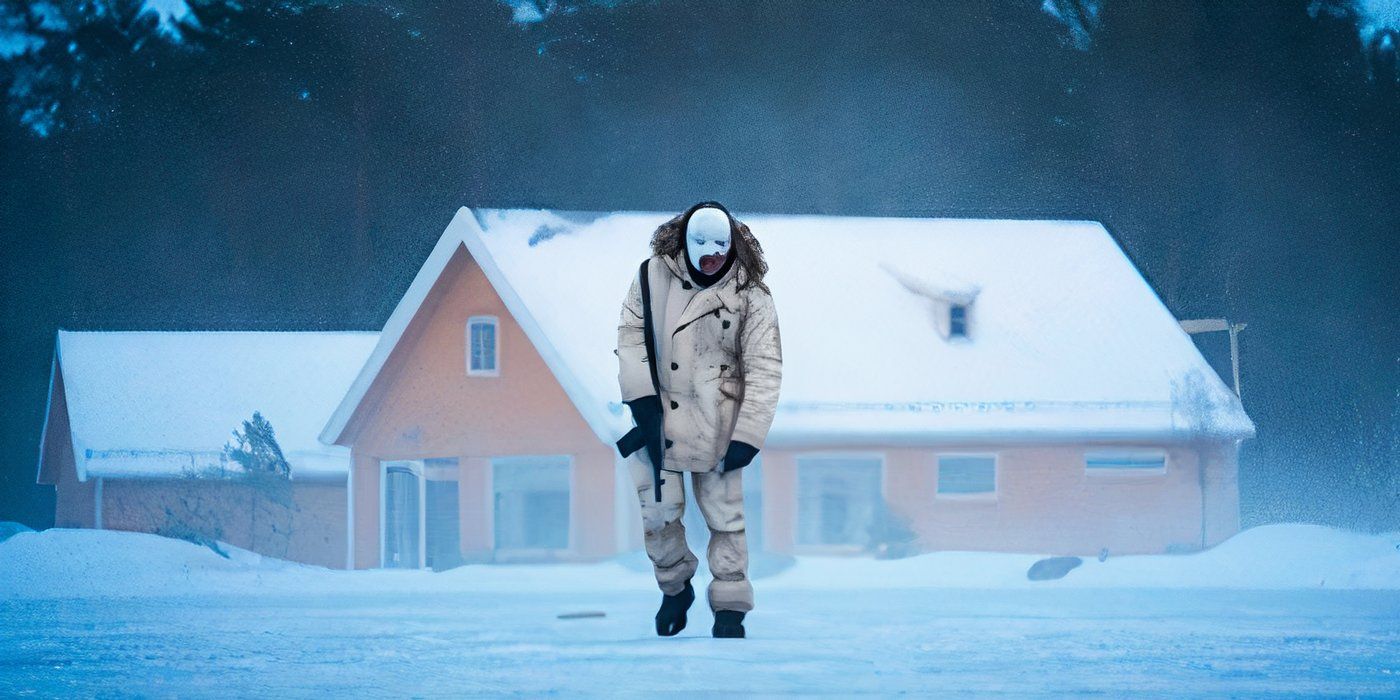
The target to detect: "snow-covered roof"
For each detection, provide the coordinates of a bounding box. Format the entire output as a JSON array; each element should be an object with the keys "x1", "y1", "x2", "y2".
[
  {"x1": 47, "y1": 331, "x2": 379, "y2": 482},
  {"x1": 322, "y1": 207, "x2": 1254, "y2": 448}
]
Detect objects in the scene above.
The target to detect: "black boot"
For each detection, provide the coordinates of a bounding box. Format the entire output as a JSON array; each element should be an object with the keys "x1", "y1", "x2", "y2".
[
  {"x1": 655, "y1": 579, "x2": 695, "y2": 636},
  {"x1": 712, "y1": 609, "x2": 746, "y2": 638}
]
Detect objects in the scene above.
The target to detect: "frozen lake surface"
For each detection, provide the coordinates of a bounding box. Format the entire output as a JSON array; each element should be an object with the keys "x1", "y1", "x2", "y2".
[
  {"x1": 2, "y1": 526, "x2": 1398, "y2": 696},
  {"x1": 3, "y1": 589, "x2": 1398, "y2": 697}
]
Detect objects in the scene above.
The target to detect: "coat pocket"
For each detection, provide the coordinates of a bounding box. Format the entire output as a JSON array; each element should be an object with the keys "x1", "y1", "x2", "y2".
[{"x1": 716, "y1": 377, "x2": 743, "y2": 451}]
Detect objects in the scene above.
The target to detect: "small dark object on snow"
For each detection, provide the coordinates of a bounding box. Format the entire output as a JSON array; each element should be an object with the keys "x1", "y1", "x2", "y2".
[
  {"x1": 1027, "y1": 556, "x2": 1083, "y2": 581},
  {"x1": 655, "y1": 579, "x2": 695, "y2": 636},
  {"x1": 557, "y1": 611, "x2": 606, "y2": 619},
  {"x1": 1098, "y1": 548, "x2": 1110, "y2": 562},
  {"x1": 712, "y1": 610, "x2": 746, "y2": 638}
]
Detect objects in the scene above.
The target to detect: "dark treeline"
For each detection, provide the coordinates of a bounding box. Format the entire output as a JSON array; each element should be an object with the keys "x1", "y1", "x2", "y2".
[{"x1": 1, "y1": 1, "x2": 1395, "y2": 530}]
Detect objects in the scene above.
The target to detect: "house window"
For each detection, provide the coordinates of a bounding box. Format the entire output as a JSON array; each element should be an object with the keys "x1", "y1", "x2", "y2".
[
  {"x1": 467, "y1": 315, "x2": 499, "y2": 376},
  {"x1": 949, "y1": 304, "x2": 968, "y2": 338},
  {"x1": 937, "y1": 454, "x2": 996, "y2": 497},
  {"x1": 382, "y1": 461, "x2": 423, "y2": 569},
  {"x1": 796, "y1": 455, "x2": 883, "y2": 548},
  {"x1": 1085, "y1": 448, "x2": 1168, "y2": 473},
  {"x1": 492, "y1": 455, "x2": 570, "y2": 551}
]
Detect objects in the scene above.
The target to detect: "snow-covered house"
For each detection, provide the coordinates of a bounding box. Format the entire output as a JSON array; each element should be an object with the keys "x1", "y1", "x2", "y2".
[
  {"x1": 321, "y1": 207, "x2": 1254, "y2": 568},
  {"x1": 37, "y1": 206, "x2": 1256, "y2": 570},
  {"x1": 36, "y1": 332, "x2": 376, "y2": 568}
]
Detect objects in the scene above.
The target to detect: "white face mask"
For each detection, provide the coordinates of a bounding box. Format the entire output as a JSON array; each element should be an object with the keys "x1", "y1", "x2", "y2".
[{"x1": 685, "y1": 206, "x2": 732, "y2": 276}]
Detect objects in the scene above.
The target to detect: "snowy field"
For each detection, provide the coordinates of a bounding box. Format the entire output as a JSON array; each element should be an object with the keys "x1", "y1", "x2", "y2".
[{"x1": 3, "y1": 525, "x2": 1399, "y2": 697}]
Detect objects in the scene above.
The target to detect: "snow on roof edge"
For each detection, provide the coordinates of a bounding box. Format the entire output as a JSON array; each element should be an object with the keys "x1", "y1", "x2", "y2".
[
  {"x1": 317, "y1": 207, "x2": 475, "y2": 447},
  {"x1": 1090, "y1": 221, "x2": 1256, "y2": 438},
  {"x1": 318, "y1": 206, "x2": 624, "y2": 449},
  {"x1": 58, "y1": 329, "x2": 374, "y2": 482},
  {"x1": 58, "y1": 330, "x2": 90, "y2": 483},
  {"x1": 457, "y1": 208, "x2": 621, "y2": 447}
]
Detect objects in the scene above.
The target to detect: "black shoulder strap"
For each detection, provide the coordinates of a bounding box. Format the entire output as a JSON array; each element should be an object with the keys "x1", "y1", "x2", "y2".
[{"x1": 639, "y1": 258, "x2": 662, "y2": 395}]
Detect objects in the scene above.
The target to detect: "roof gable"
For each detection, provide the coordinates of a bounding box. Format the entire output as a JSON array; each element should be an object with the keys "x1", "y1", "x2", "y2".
[{"x1": 320, "y1": 207, "x2": 616, "y2": 448}]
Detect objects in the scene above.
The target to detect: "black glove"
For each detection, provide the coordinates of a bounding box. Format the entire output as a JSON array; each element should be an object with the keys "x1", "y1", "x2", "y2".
[
  {"x1": 616, "y1": 396, "x2": 664, "y2": 458},
  {"x1": 626, "y1": 395, "x2": 663, "y2": 442},
  {"x1": 621, "y1": 397, "x2": 669, "y2": 501},
  {"x1": 721, "y1": 440, "x2": 759, "y2": 473},
  {"x1": 626, "y1": 395, "x2": 669, "y2": 501}
]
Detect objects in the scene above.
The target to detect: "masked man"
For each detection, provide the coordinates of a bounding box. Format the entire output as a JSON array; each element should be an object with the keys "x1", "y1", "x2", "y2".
[{"x1": 614, "y1": 201, "x2": 782, "y2": 639}]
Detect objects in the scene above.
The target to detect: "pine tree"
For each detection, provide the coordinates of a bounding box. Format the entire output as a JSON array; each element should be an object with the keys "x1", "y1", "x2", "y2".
[
  {"x1": 224, "y1": 411, "x2": 292, "y2": 476},
  {"x1": 221, "y1": 411, "x2": 298, "y2": 558}
]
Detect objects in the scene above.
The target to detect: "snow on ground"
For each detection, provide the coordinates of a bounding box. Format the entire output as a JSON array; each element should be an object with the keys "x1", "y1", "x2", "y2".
[
  {"x1": 2, "y1": 525, "x2": 1399, "y2": 696},
  {"x1": 3, "y1": 523, "x2": 1397, "y2": 600}
]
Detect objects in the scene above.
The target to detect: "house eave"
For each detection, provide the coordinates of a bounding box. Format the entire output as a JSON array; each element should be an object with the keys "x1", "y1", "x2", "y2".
[{"x1": 758, "y1": 426, "x2": 1256, "y2": 449}]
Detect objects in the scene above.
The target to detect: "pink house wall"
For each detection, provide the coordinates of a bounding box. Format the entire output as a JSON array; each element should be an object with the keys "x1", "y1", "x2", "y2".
[
  {"x1": 101, "y1": 478, "x2": 347, "y2": 568},
  {"x1": 760, "y1": 439, "x2": 1242, "y2": 556},
  {"x1": 341, "y1": 243, "x2": 616, "y2": 569}
]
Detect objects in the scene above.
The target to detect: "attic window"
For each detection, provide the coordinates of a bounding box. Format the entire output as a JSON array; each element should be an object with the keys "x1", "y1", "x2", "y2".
[
  {"x1": 875, "y1": 261, "x2": 979, "y2": 343},
  {"x1": 949, "y1": 304, "x2": 968, "y2": 338},
  {"x1": 467, "y1": 315, "x2": 499, "y2": 376}
]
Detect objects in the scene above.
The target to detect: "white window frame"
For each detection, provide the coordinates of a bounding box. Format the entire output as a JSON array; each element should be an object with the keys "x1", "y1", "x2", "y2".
[
  {"x1": 1084, "y1": 447, "x2": 1169, "y2": 476},
  {"x1": 487, "y1": 454, "x2": 575, "y2": 559},
  {"x1": 793, "y1": 451, "x2": 886, "y2": 555},
  {"x1": 466, "y1": 315, "x2": 500, "y2": 377},
  {"x1": 934, "y1": 451, "x2": 998, "y2": 501},
  {"x1": 379, "y1": 459, "x2": 427, "y2": 569}
]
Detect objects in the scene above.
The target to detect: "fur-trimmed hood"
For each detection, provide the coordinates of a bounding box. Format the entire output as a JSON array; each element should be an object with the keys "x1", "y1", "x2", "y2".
[{"x1": 648, "y1": 201, "x2": 770, "y2": 295}]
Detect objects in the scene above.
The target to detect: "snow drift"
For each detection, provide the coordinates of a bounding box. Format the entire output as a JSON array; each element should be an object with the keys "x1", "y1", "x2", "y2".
[{"x1": 1, "y1": 523, "x2": 1396, "y2": 600}]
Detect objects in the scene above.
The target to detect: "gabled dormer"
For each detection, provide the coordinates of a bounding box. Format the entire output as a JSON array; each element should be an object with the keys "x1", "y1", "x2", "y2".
[{"x1": 879, "y1": 260, "x2": 981, "y2": 342}]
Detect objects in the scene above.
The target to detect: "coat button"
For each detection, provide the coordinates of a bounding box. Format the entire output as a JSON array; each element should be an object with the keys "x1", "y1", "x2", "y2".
[
  {"x1": 713, "y1": 309, "x2": 720, "y2": 317},
  {"x1": 670, "y1": 400, "x2": 679, "y2": 409},
  {"x1": 720, "y1": 364, "x2": 729, "y2": 371},
  {"x1": 682, "y1": 281, "x2": 692, "y2": 290},
  {"x1": 670, "y1": 362, "x2": 678, "y2": 370},
  {"x1": 665, "y1": 438, "x2": 673, "y2": 449},
  {"x1": 722, "y1": 320, "x2": 731, "y2": 329}
]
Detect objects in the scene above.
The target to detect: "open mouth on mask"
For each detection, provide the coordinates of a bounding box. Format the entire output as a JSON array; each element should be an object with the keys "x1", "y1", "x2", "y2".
[{"x1": 700, "y1": 252, "x2": 726, "y2": 274}]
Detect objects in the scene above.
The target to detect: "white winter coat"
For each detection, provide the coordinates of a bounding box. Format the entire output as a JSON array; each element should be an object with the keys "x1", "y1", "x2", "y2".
[{"x1": 617, "y1": 251, "x2": 782, "y2": 472}]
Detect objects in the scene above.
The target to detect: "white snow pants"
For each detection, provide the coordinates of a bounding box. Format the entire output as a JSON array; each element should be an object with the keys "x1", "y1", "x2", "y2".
[{"x1": 626, "y1": 452, "x2": 754, "y2": 613}]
